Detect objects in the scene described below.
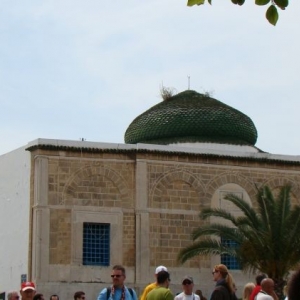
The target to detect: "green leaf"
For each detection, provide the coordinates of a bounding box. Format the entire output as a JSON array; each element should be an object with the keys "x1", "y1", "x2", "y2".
[
  {"x1": 208, "y1": 0, "x2": 212, "y2": 4},
  {"x1": 187, "y1": 0, "x2": 205, "y2": 6},
  {"x1": 232, "y1": 0, "x2": 245, "y2": 5},
  {"x1": 274, "y1": 0, "x2": 288, "y2": 9},
  {"x1": 266, "y1": 4, "x2": 279, "y2": 25},
  {"x1": 255, "y1": 0, "x2": 270, "y2": 5}
]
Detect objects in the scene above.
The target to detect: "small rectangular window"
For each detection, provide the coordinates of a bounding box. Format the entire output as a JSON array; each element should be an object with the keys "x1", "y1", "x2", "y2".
[
  {"x1": 83, "y1": 223, "x2": 110, "y2": 266},
  {"x1": 221, "y1": 237, "x2": 240, "y2": 270}
]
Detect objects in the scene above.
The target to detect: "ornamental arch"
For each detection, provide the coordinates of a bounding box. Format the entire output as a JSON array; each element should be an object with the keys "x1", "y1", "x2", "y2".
[
  {"x1": 149, "y1": 168, "x2": 205, "y2": 210},
  {"x1": 263, "y1": 176, "x2": 300, "y2": 205},
  {"x1": 211, "y1": 183, "x2": 252, "y2": 211},
  {"x1": 204, "y1": 172, "x2": 257, "y2": 205},
  {"x1": 62, "y1": 164, "x2": 131, "y2": 207}
]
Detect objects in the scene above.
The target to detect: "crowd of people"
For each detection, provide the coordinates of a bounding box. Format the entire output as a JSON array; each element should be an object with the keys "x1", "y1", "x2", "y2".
[
  {"x1": 6, "y1": 264, "x2": 300, "y2": 300},
  {"x1": 6, "y1": 283, "x2": 59, "y2": 300}
]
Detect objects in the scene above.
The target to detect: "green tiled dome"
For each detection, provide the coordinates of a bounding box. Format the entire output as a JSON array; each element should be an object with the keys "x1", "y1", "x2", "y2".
[{"x1": 124, "y1": 90, "x2": 258, "y2": 145}]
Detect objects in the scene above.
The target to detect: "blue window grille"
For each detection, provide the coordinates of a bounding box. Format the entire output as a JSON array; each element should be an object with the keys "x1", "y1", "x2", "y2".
[
  {"x1": 221, "y1": 237, "x2": 240, "y2": 270},
  {"x1": 83, "y1": 223, "x2": 110, "y2": 266}
]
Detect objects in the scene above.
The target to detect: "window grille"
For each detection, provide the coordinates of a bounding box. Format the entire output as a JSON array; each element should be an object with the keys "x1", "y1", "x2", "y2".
[
  {"x1": 221, "y1": 237, "x2": 240, "y2": 270},
  {"x1": 83, "y1": 222, "x2": 110, "y2": 266}
]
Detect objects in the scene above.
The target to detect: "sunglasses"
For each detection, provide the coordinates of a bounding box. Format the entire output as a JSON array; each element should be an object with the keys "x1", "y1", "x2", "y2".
[
  {"x1": 111, "y1": 275, "x2": 123, "y2": 278},
  {"x1": 182, "y1": 281, "x2": 192, "y2": 285},
  {"x1": 212, "y1": 270, "x2": 219, "y2": 275}
]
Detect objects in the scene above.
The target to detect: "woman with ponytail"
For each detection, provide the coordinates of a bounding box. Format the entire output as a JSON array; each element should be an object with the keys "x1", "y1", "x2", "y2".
[{"x1": 210, "y1": 264, "x2": 238, "y2": 300}]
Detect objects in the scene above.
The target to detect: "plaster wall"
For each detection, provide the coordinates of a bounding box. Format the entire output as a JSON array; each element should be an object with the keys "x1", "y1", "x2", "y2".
[{"x1": 0, "y1": 146, "x2": 31, "y2": 292}]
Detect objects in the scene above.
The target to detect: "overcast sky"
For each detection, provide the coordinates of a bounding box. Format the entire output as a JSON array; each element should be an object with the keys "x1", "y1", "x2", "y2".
[{"x1": 1, "y1": 1, "x2": 300, "y2": 156}]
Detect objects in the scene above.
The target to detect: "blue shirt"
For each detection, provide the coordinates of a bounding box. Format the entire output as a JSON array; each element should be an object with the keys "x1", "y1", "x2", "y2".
[{"x1": 97, "y1": 287, "x2": 138, "y2": 300}]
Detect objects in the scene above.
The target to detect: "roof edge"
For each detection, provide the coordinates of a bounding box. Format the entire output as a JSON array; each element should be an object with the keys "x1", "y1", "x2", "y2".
[{"x1": 25, "y1": 138, "x2": 300, "y2": 165}]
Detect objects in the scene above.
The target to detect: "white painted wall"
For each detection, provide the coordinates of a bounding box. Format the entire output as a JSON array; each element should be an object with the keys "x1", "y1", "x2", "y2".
[{"x1": 0, "y1": 146, "x2": 31, "y2": 292}]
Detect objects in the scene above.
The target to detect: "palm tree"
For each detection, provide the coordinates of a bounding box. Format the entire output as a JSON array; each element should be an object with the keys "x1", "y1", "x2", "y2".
[{"x1": 178, "y1": 185, "x2": 300, "y2": 299}]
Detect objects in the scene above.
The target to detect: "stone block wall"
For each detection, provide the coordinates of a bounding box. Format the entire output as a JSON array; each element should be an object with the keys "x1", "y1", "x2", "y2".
[
  {"x1": 29, "y1": 148, "x2": 300, "y2": 300},
  {"x1": 49, "y1": 208, "x2": 72, "y2": 265},
  {"x1": 149, "y1": 212, "x2": 207, "y2": 268},
  {"x1": 123, "y1": 212, "x2": 136, "y2": 266}
]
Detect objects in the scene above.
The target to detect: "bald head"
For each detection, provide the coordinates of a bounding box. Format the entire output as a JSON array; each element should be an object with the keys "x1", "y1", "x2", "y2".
[{"x1": 261, "y1": 278, "x2": 275, "y2": 295}]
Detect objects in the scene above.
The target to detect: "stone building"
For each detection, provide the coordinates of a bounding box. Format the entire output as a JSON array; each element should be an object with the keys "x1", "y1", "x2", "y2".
[{"x1": 1, "y1": 90, "x2": 300, "y2": 299}]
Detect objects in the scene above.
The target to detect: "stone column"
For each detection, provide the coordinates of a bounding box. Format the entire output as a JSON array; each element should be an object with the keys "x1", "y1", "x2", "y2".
[
  {"x1": 135, "y1": 160, "x2": 149, "y2": 284},
  {"x1": 32, "y1": 156, "x2": 50, "y2": 282}
]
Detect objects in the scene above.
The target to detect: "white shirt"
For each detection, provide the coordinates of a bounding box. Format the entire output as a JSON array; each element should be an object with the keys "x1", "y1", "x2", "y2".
[
  {"x1": 255, "y1": 291, "x2": 274, "y2": 300},
  {"x1": 174, "y1": 292, "x2": 200, "y2": 300}
]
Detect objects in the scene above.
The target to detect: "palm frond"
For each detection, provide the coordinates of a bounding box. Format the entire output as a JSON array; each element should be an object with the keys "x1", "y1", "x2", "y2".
[
  {"x1": 178, "y1": 184, "x2": 300, "y2": 284},
  {"x1": 224, "y1": 193, "x2": 262, "y2": 228},
  {"x1": 279, "y1": 206, "x2": 300, "y2": 268},
  {"x1": 200, "y1": 207, "x2": 237, "y2": 225},
  {"x1": 257, "y1": 186, "x2": 275, "y2": 231},
  {"x1": 192, "y1": 224, "x2": 244, "y2": 243},
  {"x1": 277, "y1": 185, "x2": 291, "y2": 221},
  {"x1": 178, "y1": 238, "x2": 238, "y2": 263}
]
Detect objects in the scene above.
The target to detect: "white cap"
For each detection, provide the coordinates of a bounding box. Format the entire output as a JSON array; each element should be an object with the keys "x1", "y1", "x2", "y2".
[{"x1": 155, "y1": 265, "x2": 168, "y2": 274}]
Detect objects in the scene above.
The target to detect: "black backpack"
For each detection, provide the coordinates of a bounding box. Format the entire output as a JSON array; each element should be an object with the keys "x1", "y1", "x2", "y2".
[{"x1": 106, "y1": 287, "x2": 134, "y2": 300}]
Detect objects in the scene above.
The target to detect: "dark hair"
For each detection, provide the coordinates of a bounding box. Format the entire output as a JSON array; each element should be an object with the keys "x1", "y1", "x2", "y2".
[
  {"x1": 33, "y1": 294, "x2": 43, "y2": 300},
  {"x1": 74, "y1": 291, "x2": 85, "y2": 300},
  {"x1": 256, "y1": 274, "x2": 267, "y2": 285},
  {"x1": 157, "y1": 271, "x2": 170, "y2": 284},
  {"x1": 50, "y1": 295, "x2": 59, "y2": 300},
  {"x1": 195, "y1": 290, "x2": 203, "y2": 297},
  {"x1": 112, "y1": 265, "x2": 126, "y2": 275},
  {"x1": 288, "y1": 268, "x2": 300, "y2": 300}
]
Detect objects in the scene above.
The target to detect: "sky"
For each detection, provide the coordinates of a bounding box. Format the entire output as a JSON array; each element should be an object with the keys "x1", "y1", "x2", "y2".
[{"x1": 1, "y1": 1, "x2": 300, "y2": 156}]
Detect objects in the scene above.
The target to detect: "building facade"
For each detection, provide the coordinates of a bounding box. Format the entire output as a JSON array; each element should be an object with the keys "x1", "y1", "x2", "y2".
[{"x1": 1, "y1": 90, "x2": 300, "y2": 299}]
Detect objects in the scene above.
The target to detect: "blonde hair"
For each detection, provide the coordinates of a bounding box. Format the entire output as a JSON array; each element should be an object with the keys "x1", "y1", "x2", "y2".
[
  {"x1": 283, "y1": 285, "x2": 288, "y2": 296},
  {"x1": 242, "y1": 282, "x2": 255, "y2": 300},
  {"x1": 214, "y1": 264, "x2": 235, "y2": 294}
]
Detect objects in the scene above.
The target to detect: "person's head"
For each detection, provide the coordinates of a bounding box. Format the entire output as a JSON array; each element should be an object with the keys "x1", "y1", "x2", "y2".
[
  {"x1": 195, "y1": 290, "x2": 203, "y2": 296},
  {"x1": 287, "y1": 268, "x2": 300, "y2": 300},
  {"x1": 20, "y1": 282, "x2": 36, "y2": 300},
  {"x1": 212, "y1": 264, "x2": 228, "y2": 281},
  {"x1": 33, "y1": 294, "x2": 44, "y2": 300},
  {"x1": 181, "y1": 276, "x2": 194, "y2": 296},
  {"x1": 49, "y1": 295, "x2": 59, "y2": 300},
  {"x1": 155, "y1": 266, "x2": 168, "y2": 280},
  {"x1": 156, "y1": 270, "x2": 171, "y2": 288},
  {"x1": 242, "y1": 282, "x2": 255, "y2": 300},
  {"x1": 261, "y1": 278, "x2": 275, "y2": 295},
  {"x1": 212, "y1": 264, "x2": 235, "y2": 294},
  {"x1": 194, "y1": 290, "x2": 203, "y2": 298},
  {"x1": 74, "y1": 291, "x2": 85, "y2": 300},
  {"x1": 7, "y1": 291, "x2": 19, "y2": 300},
  {"x1": 255, "y1": 274, "x2": 267, "y2": 285},
  {"x1": 111, "y1": 265, "x2": 126, "y2": 288}
]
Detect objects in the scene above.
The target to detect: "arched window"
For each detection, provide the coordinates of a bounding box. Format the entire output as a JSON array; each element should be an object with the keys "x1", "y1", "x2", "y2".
[{"x1": 211, "y1": 183, "x2": 252, "y2": 270}]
